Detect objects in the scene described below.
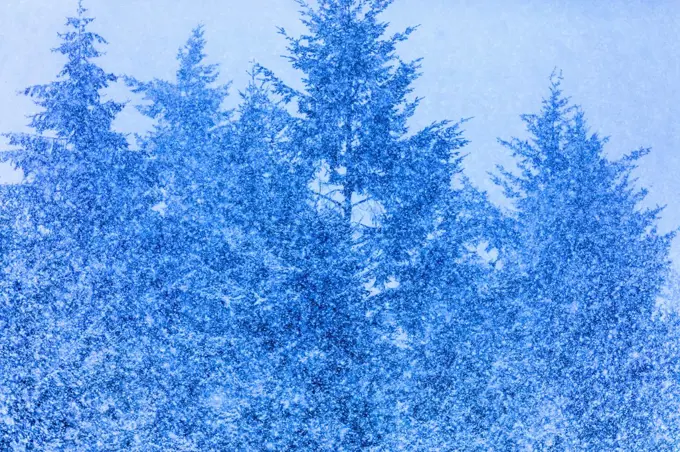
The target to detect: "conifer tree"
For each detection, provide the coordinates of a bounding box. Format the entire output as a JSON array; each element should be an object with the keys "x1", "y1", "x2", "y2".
[
  {"x1": 491, "y1": 73, "x2": 677, "y2": 449},
  {"x1": 0, "y1": 3, "x2": 146, "y2": 449},
  {"x1": 125, "y1": 26, "x2": 245, "y2": 449},
  {"x1": 266, "y1": 0, "x2": 469, "y2": 278},
  {"x1": 259, "y1": 0, "x2": 493, "y2": 447},
  {"x1": 126, "y1": 25, "x2": 235, "y2": 332},
  {"x1": 127, "y1": 28, "x2": 314, "y2": 447}
]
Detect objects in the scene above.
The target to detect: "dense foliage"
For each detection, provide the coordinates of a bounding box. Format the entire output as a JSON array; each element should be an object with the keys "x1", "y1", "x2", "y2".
[{"x1": 1, "y1": 1, "x2": 678, "y2": 450}]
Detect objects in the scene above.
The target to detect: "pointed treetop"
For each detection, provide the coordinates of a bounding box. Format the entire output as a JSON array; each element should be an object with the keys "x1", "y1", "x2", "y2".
[
  {"x1": 127, "y1": 25, "x2": 230, "y2": 139},
  {"x1": 54, "y1": 1, "x2": 109, "y2": 75},
  {"x1": 77, "y1": 0, "x2": 87, "y2": 17},
  {"x1": 176, "y1": 25, "x2": 217, "y2": 88},
  {"x1": 494, "y1": 71, "x2": 666, "y2": 239},
  {"x1": 11, "y1": 1, "x2": 123, "y2": 149},
  {"x1": 62, "y1": 0, "x2": 97, "y2": 45}
]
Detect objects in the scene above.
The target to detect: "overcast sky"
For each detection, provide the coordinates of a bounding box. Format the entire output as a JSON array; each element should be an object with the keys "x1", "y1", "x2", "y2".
[{"x1": 1, "y1": 0, "x2": 679, "y2": 262}]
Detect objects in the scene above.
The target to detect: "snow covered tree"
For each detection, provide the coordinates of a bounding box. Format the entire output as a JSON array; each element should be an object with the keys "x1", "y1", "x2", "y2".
[
  {"x1": 126, "y1": 24, "x2": 235, "y2": 346},
  {"x1": 9, "y1": 1, "x2": 677, "y2": 449},
  {"x1": 266, "y1": 0, "x2": 470, "y2": 280},
  {"x1": 127, "y1": 26, "x2": 317, "y2": 447},
  {"x1": 258, "y1": 0, "x2": 495, "y2": 447},
  {"x1": 490, "y1": 73, "x2": 678, "y2": 449},
  {"x1": 125, "y1": 26, "x2": 245, "y2": 449},
  {"x1": 0, "y1": 3, "x2": 147, "y2": 449}
]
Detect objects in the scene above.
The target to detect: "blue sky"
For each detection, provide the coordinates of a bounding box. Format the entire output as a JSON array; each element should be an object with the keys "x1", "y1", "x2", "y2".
[{"x1": 1, "y1": 0, "x2": 679, "y2": 262}]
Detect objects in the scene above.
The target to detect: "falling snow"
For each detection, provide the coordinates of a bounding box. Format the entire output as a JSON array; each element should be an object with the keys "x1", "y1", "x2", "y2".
[{"x1": 1, "y1": 1, "x2": 680, "y2": 450}]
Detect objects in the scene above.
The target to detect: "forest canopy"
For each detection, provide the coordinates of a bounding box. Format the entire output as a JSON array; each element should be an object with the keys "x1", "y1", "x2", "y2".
[{"x1": 0, "y1": 1, "x2": 679, "y2": 450}]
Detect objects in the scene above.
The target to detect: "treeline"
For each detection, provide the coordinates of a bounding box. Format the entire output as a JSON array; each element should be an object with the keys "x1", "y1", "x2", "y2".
[{"x1": 1, "y1": 1, "x2": 679, "y2": 450}]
